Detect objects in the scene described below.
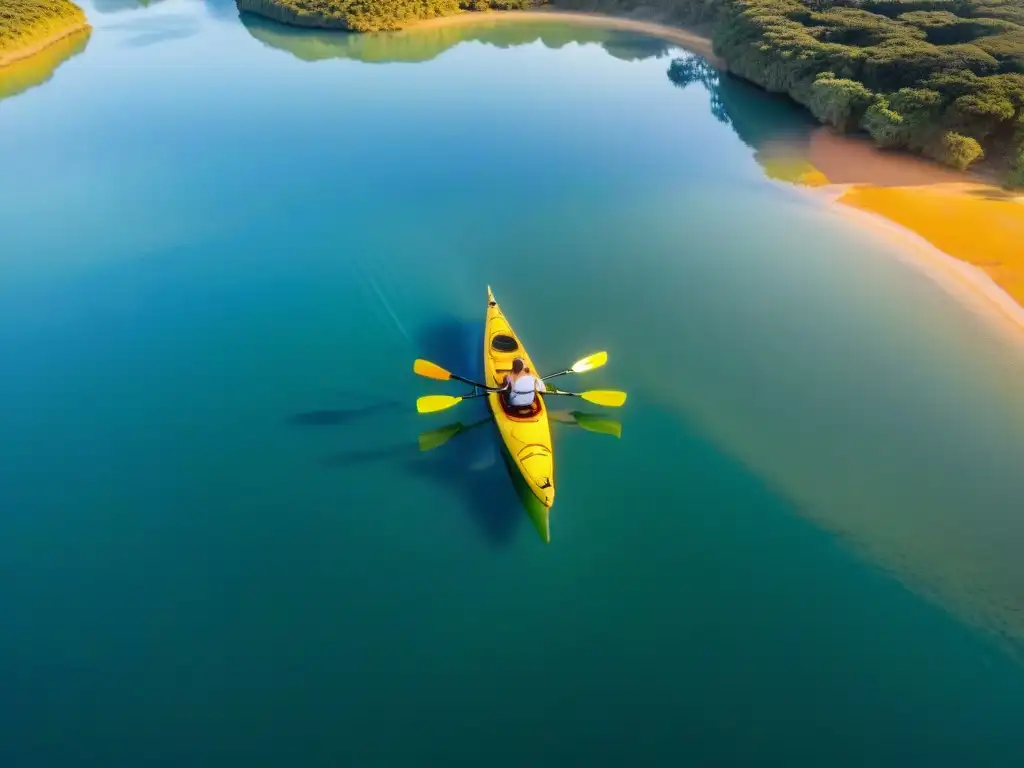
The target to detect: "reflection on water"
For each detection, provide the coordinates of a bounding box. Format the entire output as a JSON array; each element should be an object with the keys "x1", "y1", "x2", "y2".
[
  {"x1": 91, "y1": 0, "x2": 169, "y2": 12},
  {"x1": 104, "y1": 13, "x2": 201, "y2": 46},
  {"x1": 320, "y1": 409, "x2": 530, "y2": 546},
  {"x1": 0, "y1": 27, "x2": 91, "y2": 105},
  {"x1": 321, "y1": 411, "x2": 571, "y2": 545},
  {"x1": 90, "y1": 0, "x2": 236, "y2": 19},
  {"x1": 239, "y1": 12, "x2": 671, "y2": 64},
  {"x1": 499, "y1": 441, "x2": 552, "y2": 542},
  {"x1": 238, "y1": 15, "x2": 816, "y2": 184},
  {"x1": 668, "y1": 54, "x2": 824, "y2": 183}
]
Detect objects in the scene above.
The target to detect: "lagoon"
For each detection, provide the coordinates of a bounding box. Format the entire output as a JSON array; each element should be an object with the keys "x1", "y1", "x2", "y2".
[{"x1": 3, "y1": 2, "x2": 1024, "y2": 765}]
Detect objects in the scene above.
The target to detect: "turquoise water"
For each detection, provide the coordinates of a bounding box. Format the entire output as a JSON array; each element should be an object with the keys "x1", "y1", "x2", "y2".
[{"x1": 3, "y1": 2, "x2": 1024, "y2": 765}]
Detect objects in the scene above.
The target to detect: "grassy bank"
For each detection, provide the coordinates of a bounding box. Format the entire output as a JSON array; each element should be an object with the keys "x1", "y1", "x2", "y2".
[{"x1": 0, "y1": 0, "x2": 90, "y2": 67}]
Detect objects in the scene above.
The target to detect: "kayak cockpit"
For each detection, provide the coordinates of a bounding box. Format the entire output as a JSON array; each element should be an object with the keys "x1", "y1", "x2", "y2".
[
  {"x1": 497, "y1": 393, "x2": 543, "y2": 421},
  {"x1": 491, "y1": 333, "x2": 519, "y2": 353}
]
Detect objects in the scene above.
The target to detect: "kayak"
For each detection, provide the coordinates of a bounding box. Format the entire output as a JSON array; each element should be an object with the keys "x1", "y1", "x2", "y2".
[{"x1": 484, "y1": 286, "x2": 555, "y2": 515}]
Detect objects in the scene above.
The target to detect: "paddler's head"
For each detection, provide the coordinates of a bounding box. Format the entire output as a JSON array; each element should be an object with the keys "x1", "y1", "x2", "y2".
[{"x1": 511, "y1": 357, "x2": 525, "y2": 375}]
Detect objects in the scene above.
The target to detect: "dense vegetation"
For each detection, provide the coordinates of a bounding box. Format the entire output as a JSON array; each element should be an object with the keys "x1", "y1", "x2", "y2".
[
  {"x1": 237, "y1": 0, "x2": 544, "y2": 32},
  {"x1": 0, "y1": 0, "x2": 88, "y2": 62},
  {"x1": 709, "y1": 0, "x2": 1024, "y2": 180}
]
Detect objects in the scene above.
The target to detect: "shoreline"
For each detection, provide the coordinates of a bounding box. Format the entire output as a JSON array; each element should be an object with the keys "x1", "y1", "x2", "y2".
[
  {"x1": 10, "y1": 5, "x2": 1024, "y2": 337},
  {"x1": 0, "y1": 21, "x2": 91, "y2": 69},
  {"x1": 398, "y1": 9, "x2": 1024, "y2": 333},
  {"x1": 801, "y1": 129, "x2": 1024, "y2": 334},
  {"x1": 823, "y1": 185, "x2": 1024, "y2": 340},
  {"x1": 404, "y1": 9, "x2": 723, "y2": 67}
]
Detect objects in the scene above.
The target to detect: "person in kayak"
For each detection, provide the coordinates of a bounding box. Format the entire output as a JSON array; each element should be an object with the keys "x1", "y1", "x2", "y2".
[{"x1": 502, "y1": 357, "x2": 546, "y2": 410}]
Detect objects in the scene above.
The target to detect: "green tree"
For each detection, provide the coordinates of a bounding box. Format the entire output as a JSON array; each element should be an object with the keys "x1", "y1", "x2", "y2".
[
  {"x1": 809, "y1": 72, "x2": 874, "y2": 131},
  {"x1": 862, "y1": 96, "x2": 908, "y2": 147},
  {"x1": 933, "y1": 131, "x2": 985, "y2": 169}
]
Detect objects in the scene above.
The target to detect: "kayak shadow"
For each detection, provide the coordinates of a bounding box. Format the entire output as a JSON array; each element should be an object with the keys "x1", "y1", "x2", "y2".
[
  {"x1": 414, "y1": 315, "x2": 530, "y2": 544},
  {"x1": 287, "y1": 399, "x2": 403, "y2": 427},
  {"x1": 319, "y1": 314, "x2": 532, "y2": 547}
]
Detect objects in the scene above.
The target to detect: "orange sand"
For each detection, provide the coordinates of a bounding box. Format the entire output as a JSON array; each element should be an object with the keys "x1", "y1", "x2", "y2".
[
  {"x1": 807, "y1": 128, "x2": 969, "y2": 187},
  {"x1": 769, "y1": 128, "x2": 1024, "y2": 316},
  {"x1": 839, "y1": 184, "x2": 1024, "y2": 308}
]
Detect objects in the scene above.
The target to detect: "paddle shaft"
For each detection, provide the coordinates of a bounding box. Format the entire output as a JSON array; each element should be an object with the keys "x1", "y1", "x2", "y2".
[
  {"x1": 541, "y1": 369, "x2": 572, "y2": 382},
  {"x1": 452, "y1": 373, "x2": 503, "y2": 392}
]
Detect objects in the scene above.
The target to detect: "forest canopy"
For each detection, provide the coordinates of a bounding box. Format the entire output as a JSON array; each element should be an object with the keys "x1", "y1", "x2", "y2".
[
  {"x1": 236, "y1": 0, "x2": 544, "y2": 33},
  {"x1": 711, "y1": 0, "x2": 1024, "y2": 178}
]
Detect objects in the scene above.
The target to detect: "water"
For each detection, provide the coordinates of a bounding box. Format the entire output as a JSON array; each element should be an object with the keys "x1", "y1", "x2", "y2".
[{"x1": 3, "y1": 2, "x2": 1024, "y2": 765}]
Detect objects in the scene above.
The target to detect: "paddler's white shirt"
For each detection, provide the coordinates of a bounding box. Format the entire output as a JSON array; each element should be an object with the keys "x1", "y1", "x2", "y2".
[{"x1": 507, "y1": 374, "x2": 546, "y2": 406}]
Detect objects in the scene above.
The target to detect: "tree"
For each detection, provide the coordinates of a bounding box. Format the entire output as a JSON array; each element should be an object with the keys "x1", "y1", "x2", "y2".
[{"x1": 809, "y1": 72, "x2": 874, "y2": 131}]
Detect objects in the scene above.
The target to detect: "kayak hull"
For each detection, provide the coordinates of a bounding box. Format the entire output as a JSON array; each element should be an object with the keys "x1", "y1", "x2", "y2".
[{"x1": 484, "y1": 286, "x2": 555, "y2": 511}]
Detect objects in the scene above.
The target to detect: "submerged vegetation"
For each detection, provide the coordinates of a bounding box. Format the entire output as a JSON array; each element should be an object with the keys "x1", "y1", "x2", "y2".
[{"x1": 0, "y1": 0, "x2": 88, "y2": 65}]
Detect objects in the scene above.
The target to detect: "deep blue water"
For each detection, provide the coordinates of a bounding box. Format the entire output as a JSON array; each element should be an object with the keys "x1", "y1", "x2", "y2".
[{"x1": 2, "y1": 2, "x2": 1024, "y2": 765}]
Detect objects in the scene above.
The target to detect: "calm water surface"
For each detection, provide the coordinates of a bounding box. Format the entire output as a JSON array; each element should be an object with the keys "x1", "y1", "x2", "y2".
[{"x1": 3, "y1": 2, "x2": 1024, "y2": 765}]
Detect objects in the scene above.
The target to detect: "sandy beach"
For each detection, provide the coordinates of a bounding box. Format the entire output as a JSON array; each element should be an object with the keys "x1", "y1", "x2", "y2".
[{"x1": 802, "y1": 129, "x2": 1024, "y2": 333}]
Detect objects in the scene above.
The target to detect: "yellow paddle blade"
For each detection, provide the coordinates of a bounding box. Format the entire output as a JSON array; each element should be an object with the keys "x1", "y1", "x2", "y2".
[
  {"x1": 416, "y1": 395, "x2": 463, "y2": 414},
  {"x1": 571, "y1": 351, "x2": 608, "y2": 374},
  {"x1": 413, "y1": 359, "x2": 453, "y2": 381},
  {"x1": 418, "y1": 422, "x2": 464, "y2": 451},
  {"x1": 571, "y1": 411, "x2": 622, "y2": 438},
  {"x1": 579, "y1": 390, "x2": 627, "y2": 407}
]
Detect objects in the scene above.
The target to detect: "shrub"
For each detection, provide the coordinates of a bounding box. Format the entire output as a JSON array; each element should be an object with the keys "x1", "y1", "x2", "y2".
[
  {"x1": 808, "y1": 71, "x2": 874, "y2": 130},
  {"x1": 932, "y1": 130, "x2": 985, "y2": 168},
  {"x1": 862, "y1": 96, "x2": 909, "y2": 147}
]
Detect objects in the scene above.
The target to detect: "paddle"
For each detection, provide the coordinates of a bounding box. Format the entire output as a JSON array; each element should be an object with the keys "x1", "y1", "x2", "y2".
[
  {"x1": 415, "y1": 352, "x2": 607, "y2": 390},
  {"x1": 417, "y1": 393, "x2": 488, "y2": 414},
  {"x1": 418, "y1": 388, "x2": 626, "y2": 414},
  {"x1": 545, "y1": 388, "x2": 627, "y2": 407},
  {"x1": 413, "y1": 359, "x2": 499, "y2": 391},
  {"x1": 542, "y1": 351, "x2": 608, "y2": 381}
]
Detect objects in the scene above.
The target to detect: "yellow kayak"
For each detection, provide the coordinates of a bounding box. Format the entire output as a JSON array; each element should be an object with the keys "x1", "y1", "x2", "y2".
[{"x1": 484, "y1": 286, "x2": 555, "y2": 515}]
